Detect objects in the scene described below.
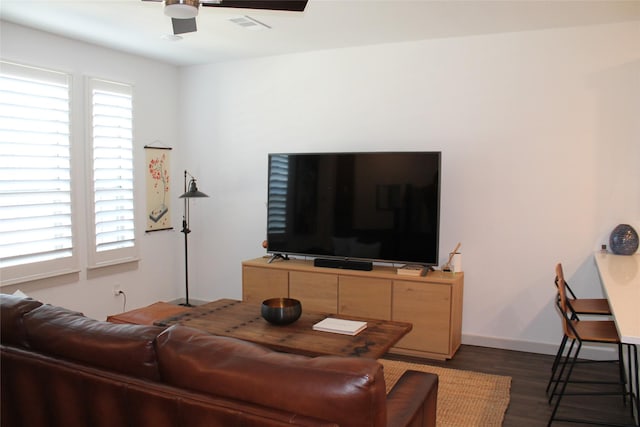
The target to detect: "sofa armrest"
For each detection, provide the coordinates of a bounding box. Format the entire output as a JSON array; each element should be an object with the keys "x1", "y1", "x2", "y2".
[{"x1": 386, "y1": 370, "x2": 438, "y2": 427}]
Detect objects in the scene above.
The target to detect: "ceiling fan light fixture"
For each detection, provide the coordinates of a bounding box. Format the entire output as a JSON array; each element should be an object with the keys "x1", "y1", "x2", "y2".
[{"x1": 164, "y1": 0, "x2": 199, "y2": 19}]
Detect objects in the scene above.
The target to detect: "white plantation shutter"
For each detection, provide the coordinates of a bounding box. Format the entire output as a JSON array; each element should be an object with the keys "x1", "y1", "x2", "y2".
[
  {"x1": 0, "y1": 61, "x2": 78, "y2": 285},
  {"x1": 267, "y1": 154, "x2": 289, "y2": 234},
  {"x1": 88, "y1": 78, "x2": 137, "y2": 267}
]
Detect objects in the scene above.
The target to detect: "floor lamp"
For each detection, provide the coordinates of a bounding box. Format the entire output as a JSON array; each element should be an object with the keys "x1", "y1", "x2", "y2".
[{"x1": 179, "y1": 170, "x2": 208, "y2": 307}]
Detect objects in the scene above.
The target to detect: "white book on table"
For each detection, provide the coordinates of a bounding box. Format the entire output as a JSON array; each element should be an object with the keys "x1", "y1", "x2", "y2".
[{"x1": 313, "y1": 317, "x2": 367, "y2": 336}]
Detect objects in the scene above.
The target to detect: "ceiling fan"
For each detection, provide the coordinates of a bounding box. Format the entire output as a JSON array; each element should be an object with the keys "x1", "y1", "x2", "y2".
[{"x1": 143, "y1": 0, "x2": 308, "y2": 35}]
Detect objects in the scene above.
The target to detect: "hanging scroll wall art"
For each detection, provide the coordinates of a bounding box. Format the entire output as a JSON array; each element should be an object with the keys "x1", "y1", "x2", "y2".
[{"x1": 145, "y1": 145, "x2": 172, "y2": 232}]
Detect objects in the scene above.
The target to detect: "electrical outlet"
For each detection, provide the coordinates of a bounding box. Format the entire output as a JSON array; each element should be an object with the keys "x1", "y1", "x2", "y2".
[{"x1": 113, "y1": 284, "x2": 122, "y2": 296}]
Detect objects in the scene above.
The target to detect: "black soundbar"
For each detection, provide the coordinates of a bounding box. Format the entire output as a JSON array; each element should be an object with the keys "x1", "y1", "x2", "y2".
[{"x1": 313, "y1": 258, "x2": 373, "y2": 271}]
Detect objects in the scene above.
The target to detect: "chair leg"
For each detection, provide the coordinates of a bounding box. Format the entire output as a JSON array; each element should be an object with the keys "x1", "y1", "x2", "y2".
[
  {"x1": 547, "y1": 340, "x2": 636, "y2": 426},
  {"x1": 548, "y1": 340, "x2": 582, "y2": 426},
  {"x1": 547, "y1": 334, "x2": 568, "y2": 394},
  {"x1": 619, "y1": 342, "x2": 629, "y2": 406},
  {"x1": 628, "y1": 344, "x2": 639, "y2": 425},
  {"x1": 549, "y1": 337, "x2": 576, "y2": 404}
]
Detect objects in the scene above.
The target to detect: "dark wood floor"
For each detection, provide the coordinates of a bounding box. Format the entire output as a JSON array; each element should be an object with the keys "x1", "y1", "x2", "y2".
[{"x1": 388, "y1": 344, "x2": 638, "y2": 426}]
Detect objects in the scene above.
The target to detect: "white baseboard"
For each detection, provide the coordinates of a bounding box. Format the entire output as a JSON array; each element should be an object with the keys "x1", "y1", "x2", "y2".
[{"x1": 462, "y1": 333, "x2": 618, "y2": 361}]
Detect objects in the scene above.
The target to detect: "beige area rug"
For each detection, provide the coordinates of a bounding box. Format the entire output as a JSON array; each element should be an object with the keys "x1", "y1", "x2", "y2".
[{"x1": 379, "y1": 359, "x2": 511, "y2": 427}]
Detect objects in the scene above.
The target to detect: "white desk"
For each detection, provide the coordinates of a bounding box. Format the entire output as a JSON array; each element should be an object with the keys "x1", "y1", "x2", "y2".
[
  {"x1": 594, "y1": 252, "x2": 640, "y2": 345},
  {"x1": 595, "y1": 252, "x2": 640, "y2": 425}
]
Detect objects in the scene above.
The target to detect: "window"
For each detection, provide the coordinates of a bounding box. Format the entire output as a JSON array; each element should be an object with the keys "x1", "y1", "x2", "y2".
[
  {"x1": 0, "y1": 61, "x2": 77, "y2": 285},
  {"x1": 87, "y1": 78, "x2": 137, "y2": 267},
  {"x1": 0, "y1": 63, "x2": 138, "y2": 286}
]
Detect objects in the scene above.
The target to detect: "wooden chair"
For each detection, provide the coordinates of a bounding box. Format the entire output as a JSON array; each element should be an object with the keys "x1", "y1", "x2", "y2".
[
  {"x1": 547, "y1": 263, "x2": 631, "y2": 426},
  {"x1": 558, "y1": 263, "x2": 611, "y2": 316},
  {"x1": 546, "y1": 263, "x2": 612, "y2": 394}
]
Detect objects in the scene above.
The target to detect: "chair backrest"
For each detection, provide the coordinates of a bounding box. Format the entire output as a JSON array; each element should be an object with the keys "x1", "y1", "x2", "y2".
[
  {"x1": 555, "y1": 263, "x2": 575, "y2": 339},
  {"x1": 554, "y1": 262, "x2": 577, "y2": 299},
  {"x1": 555, "y1": 263, "x2": 566, "y2": 285}
]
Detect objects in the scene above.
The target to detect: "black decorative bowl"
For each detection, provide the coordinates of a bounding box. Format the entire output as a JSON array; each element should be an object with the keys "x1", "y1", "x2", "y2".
[{"x1": 261, "y1": 298, "x2": 302, "y2": 325}]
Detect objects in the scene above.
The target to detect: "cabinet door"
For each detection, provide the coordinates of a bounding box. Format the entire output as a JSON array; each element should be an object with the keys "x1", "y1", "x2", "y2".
[
  {"x1": 242, "y1": 266, "x2": 289, "y2": 303},
  {"x1": 392, "y1": 280, "x2": 451, "y2": 355},
  {"x1": 290, "y1": 271, "x2": 338, "y2": 313},
  {"x1": 338, "y1": 276, "x2": 391, "y2": 320}
]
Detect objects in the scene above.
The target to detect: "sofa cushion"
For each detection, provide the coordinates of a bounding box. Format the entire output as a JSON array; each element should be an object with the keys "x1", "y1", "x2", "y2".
[
  {"x1": 0, "y1": 294, "x2": 43, "y2": 347},
  {"x1": 23, "y1": 304, "x2": 164, "y2": 381},
  {"x1": 156, "y1": 325, "x2": 387, "y2": 427}
]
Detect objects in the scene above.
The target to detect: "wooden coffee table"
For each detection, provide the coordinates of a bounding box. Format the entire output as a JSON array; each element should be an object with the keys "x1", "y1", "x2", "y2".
[{"x1": 155, "y1": 298, "x2": 412, "y2": 359}]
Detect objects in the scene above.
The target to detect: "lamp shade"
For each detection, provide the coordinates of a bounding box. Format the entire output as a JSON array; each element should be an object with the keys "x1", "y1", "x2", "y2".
[{"x1": 180, "y1": 179, "x2": 208, "y2": 198}]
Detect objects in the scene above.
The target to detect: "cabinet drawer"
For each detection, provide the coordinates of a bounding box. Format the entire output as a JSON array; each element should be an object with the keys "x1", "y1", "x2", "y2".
[
  {"x1": 290, "y1": 271, "x2": 338, "y2": 313},
  {"x1": 339, "y1": 276, "x2": 391, "y2": 320},
  {"x1": 242, "y1": 266, "x2": 289, "y2": 303},
  {"x1": 392, "y1": 280, "x2": 451, "y2": 354}
]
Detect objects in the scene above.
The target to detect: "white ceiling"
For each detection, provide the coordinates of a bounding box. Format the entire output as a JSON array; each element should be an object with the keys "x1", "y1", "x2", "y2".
[{"x1": 1, "y1": 0, "x2": 639, "y2": 67}]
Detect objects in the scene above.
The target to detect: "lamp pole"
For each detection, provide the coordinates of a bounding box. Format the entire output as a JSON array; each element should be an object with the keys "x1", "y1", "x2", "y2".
[
  {"x1": 179, "y1": 170, "x2": 208, "y2": 307},
  {"x1": 181, "y1": 196, "x2": 191, "y2": 306}
]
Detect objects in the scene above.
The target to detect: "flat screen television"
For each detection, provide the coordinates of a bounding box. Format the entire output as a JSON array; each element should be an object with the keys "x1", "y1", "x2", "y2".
[{"x1": 266, "y1": 152, "x2": 441, "y2": 269}]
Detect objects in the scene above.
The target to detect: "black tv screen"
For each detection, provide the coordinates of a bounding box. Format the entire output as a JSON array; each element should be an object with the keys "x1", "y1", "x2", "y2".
[{"x1": 266, "y1": 152, "x2": 441, "y2": 266}]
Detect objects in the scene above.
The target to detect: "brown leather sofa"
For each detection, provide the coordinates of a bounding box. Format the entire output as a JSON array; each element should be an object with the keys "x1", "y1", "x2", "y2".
[{"x1": 1, "y1": 294, "x2": 437, "y2": 427}]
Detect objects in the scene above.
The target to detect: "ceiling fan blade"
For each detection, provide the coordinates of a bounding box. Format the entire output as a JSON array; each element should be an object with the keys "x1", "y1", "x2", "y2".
[
  {"x1": 201, "y1": 0, "x2": 308, "y2": 12},
  {"x1": 172, "y1": 17, "x2": 198, "y2": 34}
]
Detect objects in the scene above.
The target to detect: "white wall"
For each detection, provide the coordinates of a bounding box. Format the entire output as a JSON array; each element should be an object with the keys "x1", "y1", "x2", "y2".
[
  {"x1": 179, "y1": 21, "x2": 640, "y2": 354},
  {"x1": 0, "y1": 22, "x2": 183, "y2": 321},
  {"x1": 2, "y1": 20, "x2": 638, "y2": 354}
]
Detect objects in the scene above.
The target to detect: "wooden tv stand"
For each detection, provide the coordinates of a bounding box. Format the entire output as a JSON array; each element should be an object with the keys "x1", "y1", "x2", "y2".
[{"x1": 242, "y1": 256, "x2": 464, "y2": 360}]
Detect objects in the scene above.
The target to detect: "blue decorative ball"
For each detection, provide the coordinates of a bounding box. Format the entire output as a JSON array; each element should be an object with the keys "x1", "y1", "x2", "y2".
[{"x1": 609, "y1": 224, "x2": 639, "y2": 255}]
